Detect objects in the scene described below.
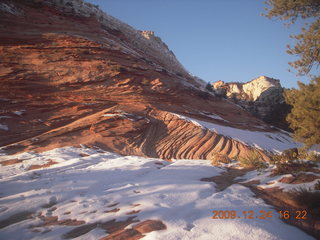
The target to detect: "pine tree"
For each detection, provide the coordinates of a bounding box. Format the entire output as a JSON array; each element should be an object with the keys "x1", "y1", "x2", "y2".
[
  {"x1": 284, "y1": 77, "x2": 320, "y2": 147},
  {"x1": 264, "y1": 0, "x2": 320, "y2": 147},
  {"x1": 263, "y1": 0, "x2": 320, "y2": 75},
  {"x1": 206, "y1": 82, "x2": 213, "y2": 92}
]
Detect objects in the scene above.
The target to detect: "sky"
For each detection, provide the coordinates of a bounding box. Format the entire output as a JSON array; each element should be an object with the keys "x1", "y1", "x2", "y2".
[{"x1": 86, "y1": 0, "x2": 311, "y2": 88}]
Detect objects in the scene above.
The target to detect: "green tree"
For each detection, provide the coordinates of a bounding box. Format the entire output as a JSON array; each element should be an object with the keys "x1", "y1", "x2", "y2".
[
  {"x1": 284, "y1": 77, "x2": 320, "y2": 147},
  {"x1": 263, "y1": 0, "x2": 320, "y2": 75},
  {"x1": 206, "y1": 82, "x2": 213, "y2": 92},
  {"x1": 264, "y1": 0, "x2": 320, "y2": 147}
]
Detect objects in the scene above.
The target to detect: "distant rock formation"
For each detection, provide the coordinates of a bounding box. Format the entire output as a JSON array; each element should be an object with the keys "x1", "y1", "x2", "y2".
[{"x1": 212, "y1": 76, "x2": 291, "y2": 130}]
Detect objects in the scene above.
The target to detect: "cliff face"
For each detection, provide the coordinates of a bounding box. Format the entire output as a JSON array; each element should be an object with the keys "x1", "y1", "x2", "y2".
[
  {"x1": 0, "y1": 0, "x2": 296, "y2": 162},
  {"x1": 213, "y1": 76, "x2": 281, "y2": 102},
  {"x1": 213, "y1": 76, "x2": 291, "y2": 130}
]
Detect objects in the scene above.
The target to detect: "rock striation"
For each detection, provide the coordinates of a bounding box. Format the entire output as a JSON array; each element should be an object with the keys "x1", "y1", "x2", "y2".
[{"x1": 0, "y1": 0, "x2": 295, "y2": 163}]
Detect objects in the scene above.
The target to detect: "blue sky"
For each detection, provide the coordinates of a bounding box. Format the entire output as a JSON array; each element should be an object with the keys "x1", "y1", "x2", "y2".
[{"x1": 86, "y1": 0, "x2": 310, "y2": 88}]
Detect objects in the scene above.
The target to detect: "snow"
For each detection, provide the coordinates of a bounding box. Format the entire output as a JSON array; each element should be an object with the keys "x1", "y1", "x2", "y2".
[
  {"x1": 102, "y1": 113, "x2": 125, "y2": 117},
  {"x1": 13, "y1": 110, "x2": 25, "y2": 116},
  {"x1": 204, "y1": 113, "x2": 228, "y2": 122},
  {"x1": 0, "y1": 123, "x2": 8, "y2": 131},
  {"x1": 241, "y1": 165, "x2": 320, "y2": 192},
  {"x1": 171, "y1": 113, "x2": 300, "y2": 152},
  {"x1": 0, "y1": 116, "x2": 11, "y2": 119},
  {"x1": 0, "y1": 147, "x2": 314, "y2": 239},
  {"x1": 103, "y1": 112, "x2": 145, "y2": 121},
  {"x1": 0, "y1": 2, "x2": 23, "y2": 16}
]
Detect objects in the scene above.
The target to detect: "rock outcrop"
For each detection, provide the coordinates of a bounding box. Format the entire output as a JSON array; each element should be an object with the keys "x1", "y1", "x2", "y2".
[
  {"x1": 212, "y1": 76, "x2": 291, "y2": 130},
  {"x1": 0, "y1": 0, "x2": 295, "y2": 163}
]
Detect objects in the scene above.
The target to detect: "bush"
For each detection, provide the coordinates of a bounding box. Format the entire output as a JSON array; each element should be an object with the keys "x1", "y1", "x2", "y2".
[
  {"x1": 272, "y1": 159, "x2": 316, "y2": 175},
  {"x1": 210, "y1": 153, "x2": 231, "y2": 165},
  {"x1": 206, "y1": 82, "x2": 213, "y2": 92},
  {"x1": 281, "y1": 148, "x2": 298, "y2": 161},
  {"x1": 239, "y1": 151, "x2": 268, "y2": 170},
  {"x1": 298, "y1": 148, "x2": 320, "y2": 162},
  {"x1": 271, "y1": 147, "x2": 319, "y2": 175},
  {"x1": 290, "y1": 187, "x2": 320, "y2": 210}
]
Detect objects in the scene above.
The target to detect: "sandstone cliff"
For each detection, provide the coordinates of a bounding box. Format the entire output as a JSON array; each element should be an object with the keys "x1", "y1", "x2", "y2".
[{"x1": 0, "y1": 0, "x2": 297, "y2": 163}]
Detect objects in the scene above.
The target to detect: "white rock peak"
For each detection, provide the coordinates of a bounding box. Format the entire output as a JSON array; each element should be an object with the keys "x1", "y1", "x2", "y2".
[{"x1": 243, "y1": 76, "x2": 281, "y2": 101}]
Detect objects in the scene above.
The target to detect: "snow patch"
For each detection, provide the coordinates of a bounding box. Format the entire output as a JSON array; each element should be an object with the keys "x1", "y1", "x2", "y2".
[
  {"x1": 103, "y1": 112, "x2": 145, "y2": 121},
  {"x1": 0, "y1": 124, "x2": 8, "y2": 131},
  {"x1": 0, "y1": 2, "x2": 23, "y2": 16},
  {"x1": 13, "y1": 110, "x2": 25, "y2": 116},
  {"x1": 241, "y1": 166, "x2": 320, "y2": 193},
  {"x1": 102, "y1": 113, "x2": 125, "y2": 118},
  {"x1": 171, "y1": 113, "x2": 299, "y2": 152}
]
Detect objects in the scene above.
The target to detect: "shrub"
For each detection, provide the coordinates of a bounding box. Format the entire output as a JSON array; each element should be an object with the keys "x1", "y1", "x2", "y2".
[
  {"x1": 281, "y1": 148, "x2": 298, "y2": 161},
  {"x1": 272, "y1": 159, "x2": 316, "y2": 175},
  {"x1": 206, "y1": 82, "x2": 213, "y2": 92},
  {"x1": 290, "y1": 187, "x2": 320, "y2": 210},
  {"x1": 307, "y1": 152, "x2": 320, "y2": 162},
  {"x1": 238, "y1": 151, "x2": 268, "y2": 170},
  {"x1": 271, "y1": 147, "x2": 319, "y2": 175},
  {"x1": 210, "y1": 153, "x2": 231, "y2": 165}
]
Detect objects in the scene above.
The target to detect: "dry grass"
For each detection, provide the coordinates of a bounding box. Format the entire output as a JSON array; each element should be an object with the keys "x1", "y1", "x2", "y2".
[
  {"x1": 238, "y1": 151, "x2": 267, "y2": 170},
  {"x1": 272, "y1": 160, "x2": 316, "y2": 176},
  {"x1": 271, "y1": 147, "x2": 318, "y2": 176}
]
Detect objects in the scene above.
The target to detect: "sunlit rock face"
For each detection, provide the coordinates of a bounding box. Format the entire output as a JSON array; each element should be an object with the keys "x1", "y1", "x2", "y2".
[
  {"x1": 0, "y1": 0, "x2": 296, "y2": 161},
  {"x1": 212, "y1": 76, "x2": 291, "y2": 130}
]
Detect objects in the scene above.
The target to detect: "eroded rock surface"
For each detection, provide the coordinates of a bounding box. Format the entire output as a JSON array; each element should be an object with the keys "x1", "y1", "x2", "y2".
[{"x1": 0, "y1": 0, "x2": 291, "y2": 162}]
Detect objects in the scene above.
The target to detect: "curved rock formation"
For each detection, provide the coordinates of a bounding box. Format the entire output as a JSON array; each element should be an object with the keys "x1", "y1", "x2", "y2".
[{"x1": 0, "y1": 0, "x2": 294, "y2": 163}]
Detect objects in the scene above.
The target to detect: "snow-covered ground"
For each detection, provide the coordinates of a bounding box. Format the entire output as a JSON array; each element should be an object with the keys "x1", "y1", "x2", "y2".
[
  {"x1": 0, "y1": 147, "x2": 314, "y2": 239},
  {"x1": 241, "y1": 165, "x2": 320, "y2": 192}
]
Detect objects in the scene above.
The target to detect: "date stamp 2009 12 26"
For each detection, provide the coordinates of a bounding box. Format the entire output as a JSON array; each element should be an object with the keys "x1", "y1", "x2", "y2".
[{"x1": 212, "y1": 210, "x2": 308, "y2": 220}]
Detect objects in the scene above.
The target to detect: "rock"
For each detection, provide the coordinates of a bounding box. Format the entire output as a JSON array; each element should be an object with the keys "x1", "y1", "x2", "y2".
[
  {"x1": 133, "y1": 219, "x2": 166, "y2": 233},
  {"x1": 0, "y1": 0, "x2": 280, "y2": 161},
  {"x1": 213, "y1": 80, "x2": 224, "y2": 89},
  {"x1": 212, "y1": 76, "x2": 291, "y2": 130}
]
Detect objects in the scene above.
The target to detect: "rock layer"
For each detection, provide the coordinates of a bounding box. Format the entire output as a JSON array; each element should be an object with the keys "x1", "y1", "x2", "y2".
[{"x1": 0, "y1": 0, "x2": 286, "y2": 162}]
